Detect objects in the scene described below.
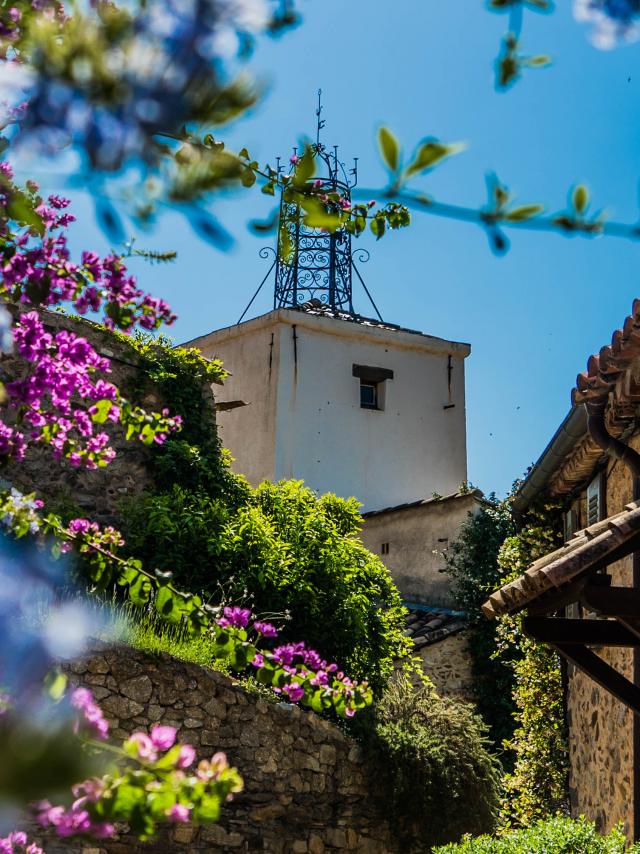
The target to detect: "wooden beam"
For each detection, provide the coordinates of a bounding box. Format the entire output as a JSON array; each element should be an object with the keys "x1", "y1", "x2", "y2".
[
  {"x1": 582, "y1": 585, "x2": 640, "y2": 617},
  {"x1": 555, "y1": 643, "x2": 640, "y2": 714},
  {"x1": 523, "y1": 616, "x2": 640, "y2": 647}
]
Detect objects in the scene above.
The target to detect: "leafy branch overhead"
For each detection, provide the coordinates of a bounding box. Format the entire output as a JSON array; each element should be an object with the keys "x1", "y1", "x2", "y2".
[
  {"x1": 487, "y1": 0, "x2": 554, "y2": 90},
  {"x1": 367, "y1": 124, "x2": 631, "y2": 255}
]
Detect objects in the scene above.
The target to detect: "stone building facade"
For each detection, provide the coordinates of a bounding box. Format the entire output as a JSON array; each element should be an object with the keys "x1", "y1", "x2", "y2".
[
  {"x1": 24, "y1": 644, "x2": 401, "y2": 854},
  {"x1": 487, "y1": 297, "x2": 640, "y2": 840}
]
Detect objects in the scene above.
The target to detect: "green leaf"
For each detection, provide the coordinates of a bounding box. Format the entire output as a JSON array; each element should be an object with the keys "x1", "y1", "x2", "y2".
[
  {"x1": 155, "y1": 586, "x2": 180, "y2": 621},
  {"x1": 573, "y1": 185, "x2": 589, "y2": 215},
  {"x1": 241, "y1": 168, "x2": 256, "y2": 188},
  {"x1": 44, "y1": 669, "x2": 68, "y2": 702},
  {"x1": 129, "y1": 573, "x2": 152, "y2": 606},
  {"x1": 293, "y1": 145, "x2": 316, "y2": 187},
  {"x1": 370, "y1": 216, "x2": 386, "y2": 240},
  {"x1": 505, "y1": 204, "x2": 544, "y2": 221},
  {"x1": 90, "y1": 399, "x2": 113, "y2": 424},
  {"x1": 377, "y1": 127, "x2": 400, "y2": 173},
  {"x1": 405, "y1": 139, "x2": 466, "y2": 177},
  {"x1": 526, "y1": 54, "x2": 552, "y2": 67}
]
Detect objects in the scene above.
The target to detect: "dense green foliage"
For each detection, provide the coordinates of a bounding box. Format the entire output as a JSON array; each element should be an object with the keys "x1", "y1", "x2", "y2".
[
  {"x1": 121, "y1": 331, "x2": 250, "y2": 504},
  {"x1": 114, "y1": 335, "x2": 408, "y2": 696},
  {"x1": 365, "y1": 674, "x2": 501, "y2": 851},
  {"x1": 122, "y1": 480, "x2": 409, "y2": 695},
  {"x1": 434, "y1": 816, "x2": 639, "y2": 854},
  {"x1": 445, "y1": 499, "x2": 516, "y2": 750},
  {"x1": 496, "y1": 499, "x2": 569, "y2": 829}
]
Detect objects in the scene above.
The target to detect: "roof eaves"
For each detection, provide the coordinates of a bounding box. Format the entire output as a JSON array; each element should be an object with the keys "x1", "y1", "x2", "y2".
[
  {"x1": 512, "y1": 405, "x2": 588, "y2": 514},
  {"x1": 362, "y1": 489, "x2": 485, "y2": 519},
  {"x1": 483, "y1": 501, "x2": 640, "y2": 618}
]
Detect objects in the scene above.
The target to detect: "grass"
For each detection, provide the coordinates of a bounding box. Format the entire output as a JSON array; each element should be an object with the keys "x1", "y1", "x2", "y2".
[{"x1": 99, "y1": 600, "x2": 277, "y2": 703}]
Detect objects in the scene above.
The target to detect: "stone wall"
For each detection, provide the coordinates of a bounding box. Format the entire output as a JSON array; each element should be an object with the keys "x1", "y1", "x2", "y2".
[
  {"x1": 0, "y1": 308, "x2": 214, "y2": 522},
  {"x1": 26, "y1": 644, "x2": 400, "y2": 854},
  {"x1": 564, "y1": 436, "x2": 640, "y2": 837},
  {"x1": 418, "y1": 631, "x2": 475, "y2": 701}
]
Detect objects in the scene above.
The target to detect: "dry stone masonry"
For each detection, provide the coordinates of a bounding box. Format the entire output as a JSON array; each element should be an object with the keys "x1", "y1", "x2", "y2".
[{"x1": 28, "y1": 644, "x2": 400, "y2": 854}]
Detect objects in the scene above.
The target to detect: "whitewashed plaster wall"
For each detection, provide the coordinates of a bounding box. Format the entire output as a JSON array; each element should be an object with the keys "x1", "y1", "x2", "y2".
[
  {"x1": 360, "y1": 493, "x2": 483, "y2": 605},
  {"x1": 185, "y1": 310, "x2": 470, "y2": 512}
]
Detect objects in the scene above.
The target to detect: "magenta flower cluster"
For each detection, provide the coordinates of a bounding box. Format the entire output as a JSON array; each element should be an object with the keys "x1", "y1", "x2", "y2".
[
  {"x1": 213, "y1": 607, "x2": 371, "y2": 717},
  {"x1": 1, "y1": 166, "x2": 175, "y2": 333},
  {"x1": 253, "y1": 639, "x2": 364, "y2": 714},
  {"x1": 0, "y1": 831, "x2": 44, "y2": 854},
  {"x1": 71, "y1": 687, "x2": 109, "y2": 740},
  {"x1": 0, "y1": 311, "x2": 181, "y2": 467},
  {"x1": 31, "y1": 694, "x2": 241, "y2": 846}
]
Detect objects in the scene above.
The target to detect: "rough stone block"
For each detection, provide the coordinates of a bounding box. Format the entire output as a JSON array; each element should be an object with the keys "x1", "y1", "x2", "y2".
[
  {"x1": 101, "y1": 695, "x2": 144, "y2": 719},
  {"x1": 119, "y1": 675, "x2": 153, "y2": 704}
]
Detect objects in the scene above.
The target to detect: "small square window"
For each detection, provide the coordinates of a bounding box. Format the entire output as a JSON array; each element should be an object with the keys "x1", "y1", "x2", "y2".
[
  {"x1": 360, "y1": 381, "x2": 378, "y2": 410},
  {"x1": 381, "y1": 542, "x2": 390, "y2": 555}
]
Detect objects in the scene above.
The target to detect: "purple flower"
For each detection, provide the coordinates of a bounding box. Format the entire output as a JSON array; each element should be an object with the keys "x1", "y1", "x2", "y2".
[
  {"x1": 125, "y1": 732, "x2": 157, "y2": 762},
  {"x1": 167, "y1": 804, "x2": 190, "y2": 823},
  {"x1": 71, "y1": 687, "x2": 109, "y2": 740},
  {"x1": 176, "y1": 743, "x2": 197, "y2": 769},
  {"x1": 217, "y1": 606, "x2": 251, "y2": 629},
  {"x1": 253, "y1": 620, "x2": 278, "y2": 638},
  {"x1": 283, "y1": 683, "x2": 305, "y2": 702},
  {"x1": 150, "y1": 724, "x2": 177, "y2": 751}
]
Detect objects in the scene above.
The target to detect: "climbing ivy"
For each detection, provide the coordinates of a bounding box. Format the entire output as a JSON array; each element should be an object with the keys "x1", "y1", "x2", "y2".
[
  {"x1": 496, "y1": 497, "x2": 569, "y2": 829},
  {"x1": 117, "y1": 331, "x2": 250, "y2": 505}
]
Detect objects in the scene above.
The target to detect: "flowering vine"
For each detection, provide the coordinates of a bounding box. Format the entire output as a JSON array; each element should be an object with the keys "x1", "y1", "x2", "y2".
[{"x1": 34, "y1": 693, "x2": 243, "y2": 844}]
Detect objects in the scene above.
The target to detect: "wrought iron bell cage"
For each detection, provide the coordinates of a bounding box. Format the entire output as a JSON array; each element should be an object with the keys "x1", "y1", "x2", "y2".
[
  {"x1": 237, "y1": 92, "x2": 384, "y2": 326},
  {"x1": 273, "y1": 152, "x2": 354, "y2": 313}
]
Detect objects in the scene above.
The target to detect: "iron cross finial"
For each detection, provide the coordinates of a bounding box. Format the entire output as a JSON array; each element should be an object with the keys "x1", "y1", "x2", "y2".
[{"x1": 316, "y1": 88, "x2": 326, "y2": 148}]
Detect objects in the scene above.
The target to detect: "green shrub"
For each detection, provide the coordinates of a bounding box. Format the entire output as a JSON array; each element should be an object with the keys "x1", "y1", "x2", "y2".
[
  {"x1": 445, "y1": 499, "x2": 516, "y2": 751},
  {"x1": 365, "y1": 674, "x2": 501, "y2": 851},
  {"x1": 122, "y1": 480, "x2": 409, "y2": 695},
  {"x1": 434, "y1": 816, "x2": 639, "y2": 854}
]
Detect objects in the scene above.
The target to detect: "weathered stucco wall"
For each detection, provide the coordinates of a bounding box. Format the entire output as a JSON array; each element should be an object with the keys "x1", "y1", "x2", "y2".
[
  {"x1": 360, "y1": 493, "x2": 482, "y2": 606},
  {"x1": 565, "y1": 437, "x2": 639, "y2": 836},
  {"x1": 418, "y1": 631, "x2": 475, "y2": 701},
  {"x1": 0, "y1": 309, "x2": 205, "y2": 522},
  {"x1": 26, "y1": 644, "x2": 400, "y2": 854},
  {"x1": 186, "y1": 309, "x2": 470, "y2": 513}
]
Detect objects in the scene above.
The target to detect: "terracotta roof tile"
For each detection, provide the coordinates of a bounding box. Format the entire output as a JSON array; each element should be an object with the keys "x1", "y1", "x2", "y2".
[
  {"x1": 482, "y1": 501, "x2": 640, "y2": 619},
  {"x1": 403, "y1": 604, "x2": 468, "y2": 650}
]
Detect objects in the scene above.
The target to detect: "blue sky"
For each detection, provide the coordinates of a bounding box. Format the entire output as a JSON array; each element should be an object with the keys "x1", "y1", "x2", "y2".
[{"x1": 18, "y1": 1, "x2": 640, "y2": 497}]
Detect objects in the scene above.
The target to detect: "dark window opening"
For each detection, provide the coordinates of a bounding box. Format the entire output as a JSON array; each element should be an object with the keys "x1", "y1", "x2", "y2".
[
  {"x1": 360, "y1": 381, "x2": 378, "y2": 410},
  {"x1": 381, "y1": 542, "x2": 390, "y2": 555},
  {"x1": 587, "y1": 473, "x2": 605, "y2": 526}
]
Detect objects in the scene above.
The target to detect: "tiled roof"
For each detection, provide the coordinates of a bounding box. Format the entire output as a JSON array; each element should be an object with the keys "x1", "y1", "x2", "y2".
[
  {"x1": 482, "y1": 501, "x2": 640, "y2": 618},
  {"x1": 362, "y1": 489, "x2": 484, "y2": 519},
  {"x1": 404, "y1": 604, "x2": 468, "y2": 650},
  {"x1": 292, "y1": 301, "x2": 470, "y2": 346}
]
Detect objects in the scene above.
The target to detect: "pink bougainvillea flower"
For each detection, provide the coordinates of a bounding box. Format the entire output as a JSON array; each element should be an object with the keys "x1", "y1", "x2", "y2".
[
  {"x1": 176, "y1": 744, "x2": 197, "y2": 769},
  {"x1": 150, "y1": 724, "x2": 177, "y2": 751},
  {"x1": 167, "y1": 804, "x2": 190, "y2": 823}
]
